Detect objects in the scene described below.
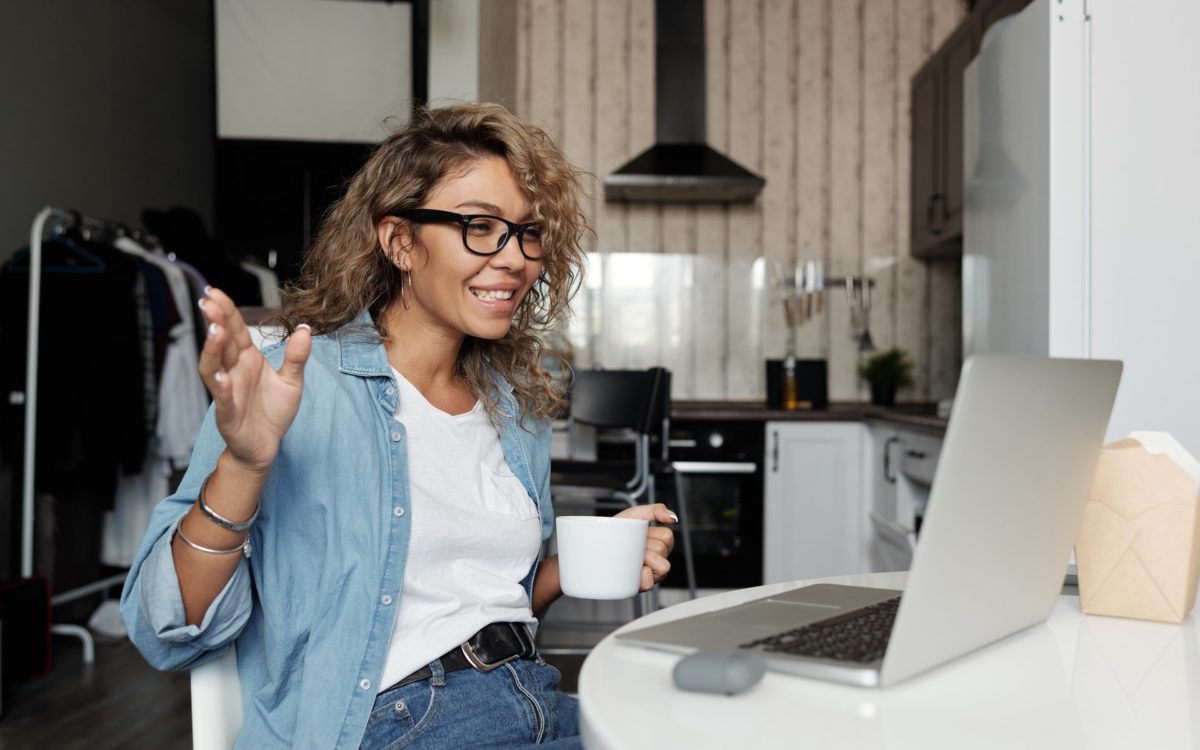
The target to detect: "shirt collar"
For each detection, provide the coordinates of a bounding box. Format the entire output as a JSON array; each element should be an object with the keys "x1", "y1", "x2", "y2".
[
  {"x1": 334, "y1": 310, "x2": 520, "y2": 411},
  {"x1": 335, "y1": 310, "x2": 392, "y2": 377}
]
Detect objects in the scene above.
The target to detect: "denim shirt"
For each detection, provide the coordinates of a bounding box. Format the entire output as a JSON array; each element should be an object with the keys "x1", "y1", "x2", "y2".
[{"x1": 120, "y1": 312, "x2": 553, "y2": 749}]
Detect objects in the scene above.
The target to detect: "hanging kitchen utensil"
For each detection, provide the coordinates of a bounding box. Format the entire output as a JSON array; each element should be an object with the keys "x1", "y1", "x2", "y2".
[
  {"x1": 794, "y1": 258, "x2": 807, "y2": 326},
  {"x1": 814, "y1": 261, "x2": 825, "y2": 316},
  {"x1": 803, "y1": 260, "x2": 817, "y2": 321},
  {"x1": 858, "y1": 276, "x2": 875, "y2": 351},
  {"x1": 770, "y1": 258, "x2": 793, "y2": 330},
  {"x1": 845, "y1": 276, "x2": 860, "y2": 338}
]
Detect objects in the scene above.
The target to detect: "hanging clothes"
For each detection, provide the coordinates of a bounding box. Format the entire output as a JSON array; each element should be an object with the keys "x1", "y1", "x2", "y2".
[
  {"x1": 114, "y1": 237, "x2": 207, "y2": 466},
  {"x1": 241, "y1": 258, "x2": 282, "y2": 307},
  {"x1": 1, "y1": 233, "x2": 147, "y2": 600},
  {"x1": 0, "y1": 235, "x2": 148, "y2": 491},
  {"x1": 143, "y1": 206, "x2": 263, "y2": 306},
  {"x1": 102, "y1": 237, "x2": 208, "y2": 567}
]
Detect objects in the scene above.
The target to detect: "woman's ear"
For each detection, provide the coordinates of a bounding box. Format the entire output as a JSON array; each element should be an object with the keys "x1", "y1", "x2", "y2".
[{"x1": 376, "y1": 216, "x2": 413, "y2": 271}]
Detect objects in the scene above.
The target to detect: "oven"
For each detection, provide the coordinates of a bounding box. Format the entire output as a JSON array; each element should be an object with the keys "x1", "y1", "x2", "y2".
[{"x1": 662, "y1": 420, "x2": 764, "y2": 590}]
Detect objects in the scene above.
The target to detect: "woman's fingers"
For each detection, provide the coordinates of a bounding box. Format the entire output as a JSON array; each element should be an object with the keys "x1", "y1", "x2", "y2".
[
  {"x1": 647, "y1": 526, "x2": 674, "y2": 554},
  {"x1": 639, "y1": 524, "x2": 674, "y2": 591},
  {"x1": 641, "y1": 551, "x2": 671, "y2": 590},
  {"x1": 197, "y1": 288, "x2": 264, "y2": 418},
  {"x1": 645, "y1": 534, "x2": 672, "y2": 559},
  {"x1": 197, "y1": 311, "x2": 226, "y2": 389},
  {"x1": 614, "y1": 503, "x2": 679, "y2": 525},
  {"x1": 204, "y1": 287, "x2": 255, "y2": 353},
  {"x1": 198, "y1": 293, "x2": 233, "y2": 374},
  {"x1": 198, "y1": 287, "x2": 253, "y2": 372},
  {"x1": 198, "y1": 321, "x2": 237, "y2": 424},
  {"x1": 211, "y1": 289, "x2": 246, "y2": 372},
  {"x1": 278, "y1": 324, "x2": 312, "y2": 388},
  {"x1": 644, "y1": 551, "x2": 670, "y2": 578}
]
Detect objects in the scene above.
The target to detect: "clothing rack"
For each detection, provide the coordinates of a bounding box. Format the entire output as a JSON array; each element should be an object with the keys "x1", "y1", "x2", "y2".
[{"x1": 21, "y1": 206, "x2": 149, "y2": 664}]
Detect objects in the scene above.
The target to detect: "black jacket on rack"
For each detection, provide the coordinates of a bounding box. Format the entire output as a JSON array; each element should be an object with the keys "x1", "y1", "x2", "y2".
[
  {"x1": 143, "y1": 206, "x2": 263, "y2": 306},
  {"x1": 0, "y1": 235, "x2": 147, "y2": 595}
]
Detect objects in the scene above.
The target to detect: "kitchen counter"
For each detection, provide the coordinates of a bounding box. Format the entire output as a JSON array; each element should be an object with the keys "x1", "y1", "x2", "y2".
[{"x1": 671, "y1": 400, "x2": 948, "y2": 434}]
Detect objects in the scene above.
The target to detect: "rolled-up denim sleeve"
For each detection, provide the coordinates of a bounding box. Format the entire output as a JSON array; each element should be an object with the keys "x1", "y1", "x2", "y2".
[
  {"x1": 120, "y1": 405, "x2": 253, "y2": 671},
  {"x1": 134, "y1": 515, "x2": 251, "y2": 638}
]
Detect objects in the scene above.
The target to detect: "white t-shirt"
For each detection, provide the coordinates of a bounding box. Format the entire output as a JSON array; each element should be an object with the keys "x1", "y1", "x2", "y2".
[{"x1": 377, "y1": 370, "x2": 542, "y2": 692}]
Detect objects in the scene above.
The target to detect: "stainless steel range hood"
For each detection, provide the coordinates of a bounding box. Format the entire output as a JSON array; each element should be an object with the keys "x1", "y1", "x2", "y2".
[{"x1": 604, "y1": 0, "x2": 765, "y2": 203}]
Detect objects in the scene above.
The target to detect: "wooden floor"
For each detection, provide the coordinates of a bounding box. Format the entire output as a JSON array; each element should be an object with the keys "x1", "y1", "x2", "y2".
[
  {"x1": 0, "y1": 637, "x2": 191, "y2": 749},
  {"x1": 0, "y1": 636, "x2": 585, "y2": 748}
]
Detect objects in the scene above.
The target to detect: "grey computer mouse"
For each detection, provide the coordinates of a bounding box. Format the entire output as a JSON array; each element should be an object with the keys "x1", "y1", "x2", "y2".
[{"x1": 671, "y1": 650, "x2": 767, "y2": 696}]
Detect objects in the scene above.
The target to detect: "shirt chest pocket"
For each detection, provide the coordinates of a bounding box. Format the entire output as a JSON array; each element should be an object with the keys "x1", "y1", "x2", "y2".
[{"x1": 479, "y1": 464, "x2": 540, "y2": 521}]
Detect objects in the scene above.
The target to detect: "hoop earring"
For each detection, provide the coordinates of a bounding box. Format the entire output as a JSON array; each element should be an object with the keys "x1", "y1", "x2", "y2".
[{"x1": 401, "y1": 268, "x2": 413, "y2": 309}]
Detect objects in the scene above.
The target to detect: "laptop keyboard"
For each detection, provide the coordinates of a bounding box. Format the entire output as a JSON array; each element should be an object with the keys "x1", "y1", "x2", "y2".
[{"x1": 739, "y1": 596, "x2": 902, "y2": 664}]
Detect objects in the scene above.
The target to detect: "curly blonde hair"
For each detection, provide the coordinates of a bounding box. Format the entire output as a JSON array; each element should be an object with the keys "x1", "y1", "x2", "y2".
[{"x1": 268, "y1": 103, "x2": 588, "y2": 422}]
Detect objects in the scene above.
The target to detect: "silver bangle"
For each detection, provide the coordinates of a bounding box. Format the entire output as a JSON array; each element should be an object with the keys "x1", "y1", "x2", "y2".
[
  {"x1": 175, "y1": 523, "x2": 252, "y2": 558},
  {"x1": 197, "y1": 472, "x2": 259, "y2": 532}
]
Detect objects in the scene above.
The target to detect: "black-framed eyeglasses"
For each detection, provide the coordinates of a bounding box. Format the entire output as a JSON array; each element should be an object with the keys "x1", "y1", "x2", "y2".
[{"x1": 390, "y1": 208, "x2": 546, "y2": 260}]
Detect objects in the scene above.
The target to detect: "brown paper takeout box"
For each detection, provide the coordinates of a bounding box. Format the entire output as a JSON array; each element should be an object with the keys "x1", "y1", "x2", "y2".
[{"x1": 1076, "y1": 432, "x2": 1200, "y2": 623}]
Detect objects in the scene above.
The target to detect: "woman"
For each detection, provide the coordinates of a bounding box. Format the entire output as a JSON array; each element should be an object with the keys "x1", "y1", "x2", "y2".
[{"x1": 121, "y1": 103, "x2": 676, "y2": 749}]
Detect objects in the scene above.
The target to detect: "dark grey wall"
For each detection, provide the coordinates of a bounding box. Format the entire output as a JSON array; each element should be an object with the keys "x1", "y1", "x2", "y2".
[{"x1": 0, "y1": 1, "x2": 214, "y2": 263}]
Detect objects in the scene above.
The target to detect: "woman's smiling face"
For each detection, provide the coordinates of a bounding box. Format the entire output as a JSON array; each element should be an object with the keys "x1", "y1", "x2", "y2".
[{"x1": 381, "y1": 155, "x2": 544, "y2": 341}]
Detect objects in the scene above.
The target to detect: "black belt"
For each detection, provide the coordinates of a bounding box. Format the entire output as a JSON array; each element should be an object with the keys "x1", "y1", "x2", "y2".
[{"x1": 385, "y1": 622, "x2": 537, "y2": 692}]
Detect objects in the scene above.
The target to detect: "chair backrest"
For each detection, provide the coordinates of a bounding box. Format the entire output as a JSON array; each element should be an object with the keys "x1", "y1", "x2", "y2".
[
  {"x1": 568, "y1": 369, "x2": 662, "y2": 434},
  {"x1": 648, "y1": 367, "x2": 672, "y2": 465},
  {"x1": 191, "y1": 647, "x2": 243, "y2": 750}
]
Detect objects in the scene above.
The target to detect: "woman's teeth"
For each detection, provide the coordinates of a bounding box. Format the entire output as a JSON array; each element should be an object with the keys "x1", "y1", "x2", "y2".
[{"x1": 471, "y1": 288, "x2": 514, "y2": 301}]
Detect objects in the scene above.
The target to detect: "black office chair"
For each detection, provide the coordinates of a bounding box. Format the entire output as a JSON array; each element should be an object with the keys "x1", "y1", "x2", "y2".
[
  {"x1": 551, "y1": 368, "x2": 662, "y2": 510},
  {"x1": 550, "y1": 367, "x2": 698, "y2": 601}
]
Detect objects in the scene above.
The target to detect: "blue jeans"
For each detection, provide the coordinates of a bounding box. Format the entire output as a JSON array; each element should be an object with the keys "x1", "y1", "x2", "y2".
[{"x1": 359, "y1": 656, "x2": 582, "y2": 749}]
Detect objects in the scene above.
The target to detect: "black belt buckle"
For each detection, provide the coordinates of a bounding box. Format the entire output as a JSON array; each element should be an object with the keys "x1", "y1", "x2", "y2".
[{"x1": 460, "y1": 623, "x2": 529, "y2": 672}]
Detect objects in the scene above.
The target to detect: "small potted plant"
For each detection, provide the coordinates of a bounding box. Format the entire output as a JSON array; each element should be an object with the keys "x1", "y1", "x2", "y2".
[{"x1": 858, "y1": 348, "x2": 913, "y2": 407}]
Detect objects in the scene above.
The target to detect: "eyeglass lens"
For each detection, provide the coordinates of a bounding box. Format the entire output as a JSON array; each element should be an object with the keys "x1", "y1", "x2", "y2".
[{"x1": 464, "y1": 216, "x2": 544, "y2": 258}]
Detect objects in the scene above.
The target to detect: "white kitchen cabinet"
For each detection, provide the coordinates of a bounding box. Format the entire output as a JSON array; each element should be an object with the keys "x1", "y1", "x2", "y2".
[
  {"x1": 865, "y1": 423, "x2": 945, "y2": 572},
  {"x1": 867, "y1": 424, "x2": 901, "y2": 524},
  {"x1": 866, "y1": 424, "x2": 907, "y2": 572},
  {"x1": 763, "y1": 422, "x2": 869, "y2": 583}
]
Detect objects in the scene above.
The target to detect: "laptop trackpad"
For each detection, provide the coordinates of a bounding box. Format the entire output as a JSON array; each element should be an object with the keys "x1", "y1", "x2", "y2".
[{"x1": 720, "y1": 601, "x2": 842, "y2": 636}]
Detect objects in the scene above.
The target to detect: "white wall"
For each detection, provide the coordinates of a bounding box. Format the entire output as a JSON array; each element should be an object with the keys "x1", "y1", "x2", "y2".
[
  {"x1": 429, "y1": 0, "x2": 480, "y2": 104},
  {"x1": 964, "y1": 0, "x2": 1200, "y2": 453},
  {"x1": 216, "y1": 0, "x2": 412, "y2": 143},
  {"x1": 1088, "y1": 0, "x2": 1200, "y2": 453},
  {"x1": 0, "y1": 0, "x2": 215, "y2": 262}
]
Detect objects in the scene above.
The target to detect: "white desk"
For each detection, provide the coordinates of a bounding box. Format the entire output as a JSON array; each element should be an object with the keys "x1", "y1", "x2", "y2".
[{"x1": 579, "y1": 572, "x2": 1200, "y2": 749}]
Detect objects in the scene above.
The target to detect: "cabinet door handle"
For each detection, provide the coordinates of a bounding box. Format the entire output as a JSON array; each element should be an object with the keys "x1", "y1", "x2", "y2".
[
  {"x1": 927, "y1": 193, "x2": 944, "y2": 235},
  {"x1": 905, "y1": 449, "x2": 928, "y2": 460},
  {"x1": 883, "y1": 436, "x2": 901, "y2": 484},
  {"x1": 771, "y1": 430, "x2": 779, "y2": 473}
]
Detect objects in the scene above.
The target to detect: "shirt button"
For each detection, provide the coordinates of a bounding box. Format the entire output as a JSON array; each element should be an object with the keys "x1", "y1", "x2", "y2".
[
  {"x1": 391, "y1": 431, "x2": 401, "y2": 442},
  {"x1": 360, "y1": 679, "x2": 371, "y2": 690},
  {"x1": 381, "y1": 594, "x2": 393, "y2": 606},
  {"x1": 386, "y1": 386, "x2": 396, "y2": 396},
  {"x1": 393, "y1": 507, "x2": 405, "y2": 518}
]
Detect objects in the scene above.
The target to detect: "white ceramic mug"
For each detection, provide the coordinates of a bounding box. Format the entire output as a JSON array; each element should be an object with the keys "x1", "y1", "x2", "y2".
[{"x1": 555, "y1": 516, "x2": 649, "y2": 599}]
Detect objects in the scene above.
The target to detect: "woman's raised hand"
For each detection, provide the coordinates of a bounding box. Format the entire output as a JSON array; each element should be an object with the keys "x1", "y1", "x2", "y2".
[{"x1": 197, "y1": 288, "x2": 311, "y2": 475}]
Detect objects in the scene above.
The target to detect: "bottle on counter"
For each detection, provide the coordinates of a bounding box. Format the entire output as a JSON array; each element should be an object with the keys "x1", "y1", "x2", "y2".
[{"x1": 782, "y1": 355, "x2": 799, "y2": 410}]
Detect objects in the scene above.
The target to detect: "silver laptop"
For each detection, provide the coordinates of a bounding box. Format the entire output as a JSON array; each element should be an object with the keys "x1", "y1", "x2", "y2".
[{"x1": 618, "y1": 354, "x2": 1122, "y2": 687}]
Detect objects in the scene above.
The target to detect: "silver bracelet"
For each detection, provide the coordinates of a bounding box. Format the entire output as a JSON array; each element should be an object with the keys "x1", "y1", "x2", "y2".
[
  {"x1": 196, "y1": 472, "x2": 260, "y2": 532},
  {"x1": 176, "y1": 523, "x2": 252, "y2": 558}
]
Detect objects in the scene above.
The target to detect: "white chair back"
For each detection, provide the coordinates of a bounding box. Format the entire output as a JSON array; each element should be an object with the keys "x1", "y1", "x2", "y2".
[{"x1": 190, "y1": 647, "x2": 244, "y2": 750}]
